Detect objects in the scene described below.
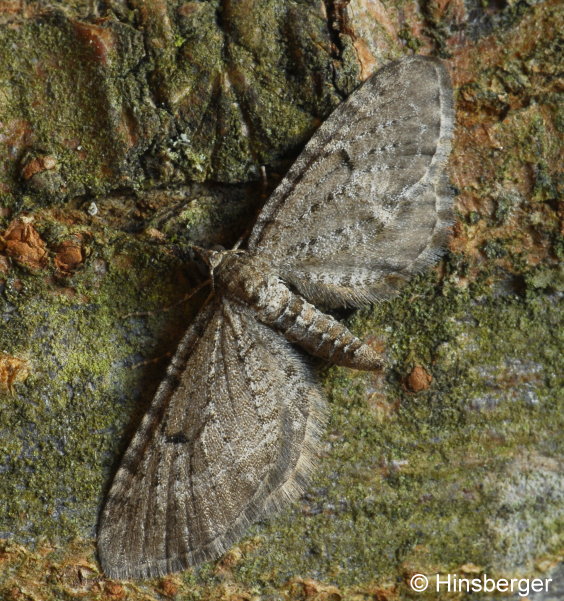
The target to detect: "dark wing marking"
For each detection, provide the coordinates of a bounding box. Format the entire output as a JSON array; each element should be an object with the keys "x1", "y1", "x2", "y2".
[
  {"x1": 97, "y1": 299, "x2": 325, "y2": 579},
  {"x1": 248, "y1": 56, "x2": 454, "y2": 307}
]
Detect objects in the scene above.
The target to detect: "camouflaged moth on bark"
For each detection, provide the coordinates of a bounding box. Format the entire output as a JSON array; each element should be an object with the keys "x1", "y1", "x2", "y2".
[{"x1": 98, "y1": 56, "x2": 455, "y2": 579}]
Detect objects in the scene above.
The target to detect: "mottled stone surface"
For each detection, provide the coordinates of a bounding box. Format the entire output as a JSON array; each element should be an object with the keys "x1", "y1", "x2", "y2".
[{"x1": 0, "y1": 0, "x2": 562, "y2": 599}]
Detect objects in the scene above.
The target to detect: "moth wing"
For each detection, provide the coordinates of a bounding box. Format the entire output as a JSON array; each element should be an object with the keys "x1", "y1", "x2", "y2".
[
  {"x1": 98, "y1": 298, "x2": 325, "y2": 580},
  {"x1": 247, "y1": 56, "x2": 454, "y2": 307}
]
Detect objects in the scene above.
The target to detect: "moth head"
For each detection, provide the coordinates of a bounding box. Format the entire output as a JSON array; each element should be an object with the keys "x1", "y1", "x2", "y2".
[{"x1": 192, "y1": 245, "x2": 224, "y2": 272}]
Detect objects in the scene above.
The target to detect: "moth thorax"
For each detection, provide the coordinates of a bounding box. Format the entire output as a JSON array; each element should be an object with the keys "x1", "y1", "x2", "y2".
[{"x1": 214, "y1": 252, "x2": 272, "y2": 304}]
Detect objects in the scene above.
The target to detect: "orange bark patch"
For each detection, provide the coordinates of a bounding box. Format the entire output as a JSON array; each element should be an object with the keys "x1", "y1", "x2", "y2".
[
  {"x1": 287, "y1": 577, "x2": 343, "y2": 600},
  {"x1": 158, "y1": 576, "x2": 180, "y2": 597},
  {"x1": 351, "y1": 37, "x2": 378, "y2": 80},
  {"x1": 73, "y1": 21, "x2": 117, "y2": 66},
  {"x1": 104, "y1": 581, "x2": 125, "y2": 598},
  {"x1": 445, "y1": 0, "x2": 562, "y2": 279},
  {"x1": 21, "y1": 154, "x2": 57, "y2": 180},
  {"x1": 177, "y1": 2, "x2": 204, "y2": 17},
  {"x1": 0, "y1": 353, "x2": 29, "y2": 393},
  {"x1": 405, "y1": 365, "x2": 432, "y2": 392},
  {"x1": 116, "y1": 107, "x2": 139, "y2": 149},
  {"x1": 0, "y1": 1, "x2": 22, "y2": 17},
  {"x1": 0, "y1": 119, "x2": 33, "y2": 159},
  {"x1": 0, "y1": 254, "x2": 9, "y2": 274},
  {"x1": 1, "y1": 220, "x2": 48, "y2": 269},
  {"x1": 54, "y1": 238, "x2": 84, "y2": 273}
]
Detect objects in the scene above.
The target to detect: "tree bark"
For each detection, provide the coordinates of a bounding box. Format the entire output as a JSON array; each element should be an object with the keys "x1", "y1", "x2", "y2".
[{"x1": 0, "y1": 0, "x2": 561, "y2": 598}]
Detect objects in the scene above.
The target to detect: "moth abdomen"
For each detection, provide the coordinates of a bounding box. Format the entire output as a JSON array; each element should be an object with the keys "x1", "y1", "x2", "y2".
[{"x1": 254, "y1": 284, "x2": 381, "y2": 371}]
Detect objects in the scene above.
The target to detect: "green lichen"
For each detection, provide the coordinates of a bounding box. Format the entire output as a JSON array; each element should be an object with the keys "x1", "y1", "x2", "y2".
[
  {"x1": 143, "y1": 0, "x2": 359, "y2": 183},
  {"x1": 0, "y1": 14, "x2": 159, "y2": 209},
  {"x1": 0, "y1": 227, "x2": 206, "y2": 542},
  {"x1": 0, "y1": 1, "x2": 359, "y2": 211},
  {"x1": 398, "y1": 25, "x2": 423, "y2": 52}
]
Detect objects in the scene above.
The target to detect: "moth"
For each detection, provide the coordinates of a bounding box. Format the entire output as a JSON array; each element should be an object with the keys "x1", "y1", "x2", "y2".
[{"x1": 98, "y1": 56, "x2": 454, "y2": 579}]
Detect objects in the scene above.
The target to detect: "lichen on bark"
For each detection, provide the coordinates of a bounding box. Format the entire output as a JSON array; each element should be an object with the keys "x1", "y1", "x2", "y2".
[{"x1": 0, "y1": 0, "x2": 562, "y2": 599}]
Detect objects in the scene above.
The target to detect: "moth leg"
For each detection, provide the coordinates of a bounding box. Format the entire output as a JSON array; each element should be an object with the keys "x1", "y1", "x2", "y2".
[
  {"x1": 122, "y1": 278, "x2": 211, "y2": 319},
  {"x1": 231, "y1": 165, "x2": 270, "y2": 250}
]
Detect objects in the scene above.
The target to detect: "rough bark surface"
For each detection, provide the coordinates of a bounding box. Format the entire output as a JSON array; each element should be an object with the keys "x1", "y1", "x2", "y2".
[{"x1": 0, "y1": 0, "x2": 562, "y2": 599}]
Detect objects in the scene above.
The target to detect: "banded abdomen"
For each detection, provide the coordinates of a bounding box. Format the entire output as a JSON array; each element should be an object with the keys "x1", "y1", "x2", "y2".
[{"x1": 256, "y1": 281, "x2": 381, "y2": 371}]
